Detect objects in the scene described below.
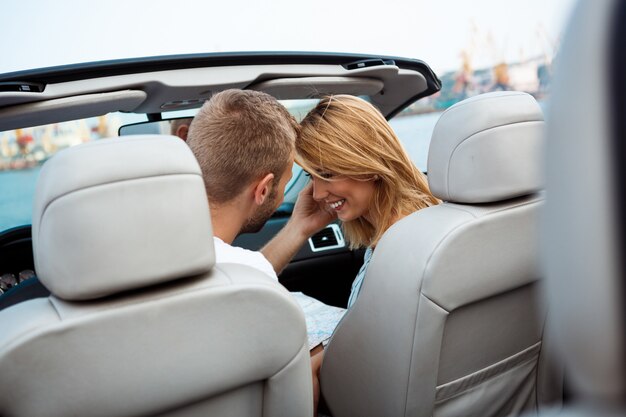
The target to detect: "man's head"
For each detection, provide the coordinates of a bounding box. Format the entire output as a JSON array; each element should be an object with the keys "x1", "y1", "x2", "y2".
[{"x1": 187, "y1": 89, "x2": 297, "y2": 232}]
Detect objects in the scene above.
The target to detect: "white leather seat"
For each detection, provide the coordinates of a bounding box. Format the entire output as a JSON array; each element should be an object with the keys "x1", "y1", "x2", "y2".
[
  {"x1": 0, "y1": 135, "x2": 312, "y2": 417},
  {"x1": 321, "y1": 91, "x2": 561, "y2": 417},
  {"x1": 541, "y1": 0, "x2": 626, "y2": 415}
]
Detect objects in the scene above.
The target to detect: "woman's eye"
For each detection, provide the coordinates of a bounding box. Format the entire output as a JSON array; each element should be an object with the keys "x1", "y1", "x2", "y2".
[{"x1": 304, "y1": 171, "x2": 336, "y2": 179}]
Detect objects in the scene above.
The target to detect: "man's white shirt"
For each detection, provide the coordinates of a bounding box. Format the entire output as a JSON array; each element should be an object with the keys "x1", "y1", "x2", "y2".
[
  {"x1": 212, "y1": 237, "x2": 277, "y2": 280},
  {"x1": 212, "y1": 236, "x2": 345, "y2": 350}
]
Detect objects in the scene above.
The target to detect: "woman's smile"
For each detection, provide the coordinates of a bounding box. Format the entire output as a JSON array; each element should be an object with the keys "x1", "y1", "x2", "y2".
[
  {"x1": 313, "y1": 176, "x2": 376, "y2": 222},
  {"x1": 328, "y1": 199, "x2": 346, "y2": 211}
]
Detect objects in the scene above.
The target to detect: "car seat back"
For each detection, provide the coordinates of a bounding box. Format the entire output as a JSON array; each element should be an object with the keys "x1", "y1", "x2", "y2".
[
  {"x1": 0, "y1": 135, "x2": 312, "y2": 417},
  {"x1": 321, "y1": 92, "x2": 561, "y2": 417}
]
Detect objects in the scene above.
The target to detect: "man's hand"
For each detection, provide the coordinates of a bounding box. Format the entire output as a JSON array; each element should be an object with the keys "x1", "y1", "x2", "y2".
[{"x1": 261, "y1": 182, "x2": 337, "y2": 274}]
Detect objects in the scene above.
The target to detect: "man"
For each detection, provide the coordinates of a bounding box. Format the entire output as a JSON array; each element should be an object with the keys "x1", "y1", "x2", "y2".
[
  {"x1": 186, "y1": 89, "x2": 334, "y2": 279},
  {"x1": 187, "y1": 89, "x2": 336, "y2": 414}
]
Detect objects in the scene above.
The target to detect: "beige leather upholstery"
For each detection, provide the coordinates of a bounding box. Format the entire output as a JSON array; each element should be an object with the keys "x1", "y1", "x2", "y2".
[
  {"x1": 0, "y1": 135, "x2": 312, "y2": 417},
  {"x1": 541, "y1": 0, "x2": 626, "y2": 414},
  {"x1": 321, "y1": 92, "x2": 560, "y2": 417},
  {"x1": 427, "y1": 92, "x2": 544, "y2": 203}
]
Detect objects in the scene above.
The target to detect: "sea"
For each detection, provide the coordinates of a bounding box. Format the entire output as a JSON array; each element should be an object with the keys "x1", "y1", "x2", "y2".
[
  {"x1": 0, "y1": 112, "x2": 442, "y2": 232},
  {"x1": 0, "y1": 167, "x2": 40, "y2": 231}
]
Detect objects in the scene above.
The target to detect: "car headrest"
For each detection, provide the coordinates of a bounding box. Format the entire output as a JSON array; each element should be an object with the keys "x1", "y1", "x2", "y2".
[
  {"x1": 427, "y1": 91, "x2": 544, "y2": 203},
  {"x1": 32, "y1": 135, "x2": 215, "y2": 301}
]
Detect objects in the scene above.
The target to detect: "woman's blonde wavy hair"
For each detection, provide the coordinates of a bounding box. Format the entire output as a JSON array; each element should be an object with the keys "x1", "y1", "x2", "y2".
[{"x1": 296, "y1": 95, "x2": 439, "y2": 249}]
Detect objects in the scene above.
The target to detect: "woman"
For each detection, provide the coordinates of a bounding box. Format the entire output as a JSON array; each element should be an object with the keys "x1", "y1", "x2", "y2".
[{"x1": 296, "y1": 94, "x2": 439, "y2": 412}]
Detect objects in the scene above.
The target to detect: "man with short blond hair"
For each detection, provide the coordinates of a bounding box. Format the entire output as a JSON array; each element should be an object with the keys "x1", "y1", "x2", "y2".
[
  {"x1": 188, "y1": 90, "x2": 335, "y2": 412},
  {"x1": 188, "y1": 90, "x2": 296, "y2": 207},
  {"x1": 187, "y1": 89, "x2": 332, "y2": 279}
]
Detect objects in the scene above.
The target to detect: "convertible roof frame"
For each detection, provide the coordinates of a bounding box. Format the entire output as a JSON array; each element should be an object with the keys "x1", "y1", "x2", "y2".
[
  {"x1": 0, "y1": 52, "x2": 439, "y2": 85},
  {"x1": 0, "y1": 52, "x2": 442, "y2": 121}
]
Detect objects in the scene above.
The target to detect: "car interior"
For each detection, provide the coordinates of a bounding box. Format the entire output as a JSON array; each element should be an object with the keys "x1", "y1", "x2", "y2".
[
  {"x1": 0, "y1": 53, "x2": 440, "y2": 311},
  {"x1": 1, "y1": 1, "x2": 626, "y2": 413}
]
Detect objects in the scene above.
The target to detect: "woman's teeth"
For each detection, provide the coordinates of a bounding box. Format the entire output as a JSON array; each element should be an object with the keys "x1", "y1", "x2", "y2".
[{"x1": 330, "y1": 199, "x2": 345, "y2": 209}]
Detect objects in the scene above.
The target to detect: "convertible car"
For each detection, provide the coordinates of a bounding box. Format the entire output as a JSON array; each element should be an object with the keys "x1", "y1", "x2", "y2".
[
  {"x1": 0, "y1": 0, "x2": 624, "y2": 413},
  {"x1": 0, "y1": 52, "x2": 441, "y2": 310}
]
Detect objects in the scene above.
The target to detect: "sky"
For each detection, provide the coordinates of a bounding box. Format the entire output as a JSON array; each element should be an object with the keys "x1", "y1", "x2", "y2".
[{"x1": 1, "y1": 0, "x2": 577, "y2": 76}]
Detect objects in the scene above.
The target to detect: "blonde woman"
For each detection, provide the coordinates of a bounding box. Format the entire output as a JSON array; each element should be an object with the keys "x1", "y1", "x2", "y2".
[{"x1": 296, "y1": 95, "x2": 439, "y2": 412}]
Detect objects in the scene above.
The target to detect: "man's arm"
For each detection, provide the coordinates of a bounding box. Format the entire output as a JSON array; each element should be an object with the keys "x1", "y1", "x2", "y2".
[{"x1": 261, "y1": 183, "x2": 335, "y2": 274}]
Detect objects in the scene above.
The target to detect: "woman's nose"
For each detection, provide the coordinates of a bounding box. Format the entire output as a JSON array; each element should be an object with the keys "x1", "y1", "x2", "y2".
[{"x1": 312, "y1": 177, "x2": 328, "y2": 201}]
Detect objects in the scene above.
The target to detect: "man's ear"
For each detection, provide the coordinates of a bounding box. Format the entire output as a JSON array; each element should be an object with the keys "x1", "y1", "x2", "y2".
[
  {"x1": 175, "y1": 124, "x2": 189, "y2": 141},
  {"x1": 253, "y1": 173, "x2": 275, "y2": 205}
]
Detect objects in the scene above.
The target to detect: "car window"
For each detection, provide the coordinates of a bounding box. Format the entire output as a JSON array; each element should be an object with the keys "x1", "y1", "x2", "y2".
[
  {"x1": 389, "y1": 104, "x2": 549, "y2": 175},
  {"x1": 0, "y1": 101, "x2": 321, "y2": 231},
  {"x1": 389, "y1": 112, "x2": 440, "y2": 172},
  {"x1": 0, "y1": 113, "x2": 145, "y2": 231},
  {"x1": 0, "y1": 93, "x2": 546, "y2": 231}
]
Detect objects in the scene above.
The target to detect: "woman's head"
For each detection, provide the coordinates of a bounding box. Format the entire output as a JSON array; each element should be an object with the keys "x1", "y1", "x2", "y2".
[{"x1": 297, "y1": 95, "x2": 439, "y2": 248}]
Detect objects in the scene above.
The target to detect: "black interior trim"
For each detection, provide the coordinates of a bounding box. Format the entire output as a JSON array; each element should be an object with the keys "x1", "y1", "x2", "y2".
[
  {"x1": 342, "y1": 58, "x2": 396, "y2": 70},
  {"x1": 0, "y1": 277, "x2": 49, "y2": 311},
  {"x1": 0, "y1": 225, "x2": 34, "y2": 276},
  {"x1": 0, "y1": 81, "x2": 45, "y2": 93},
  {"x1": 0, "y1": 225, "x2": 43, "y2": 311},
  {"x1": 234, "y1": 218, "x2": 352, "y2": 262},
  {"x1": 280, "y1": 251, "x2": 365, "y2": 308}
]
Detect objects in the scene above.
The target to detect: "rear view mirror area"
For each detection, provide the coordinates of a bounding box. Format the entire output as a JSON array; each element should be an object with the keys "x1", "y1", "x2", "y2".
[{"x1": 119, "y1": 117, "x2": 193, "y2": 141}]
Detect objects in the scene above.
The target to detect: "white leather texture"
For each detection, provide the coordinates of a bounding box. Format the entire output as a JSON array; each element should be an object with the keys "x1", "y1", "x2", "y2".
[
  {"x1": 0, "y1": 264, "x2": 313, "y2": 417},
  {"x1": 321, "y1": 197, "x2": 551, "y2": 417},
  {"x1": 32, "y1": 135, "x2": 215, "y2": 300},
  {"x1": 428, "y1": 91, "x2": 544, "y2": 203}
]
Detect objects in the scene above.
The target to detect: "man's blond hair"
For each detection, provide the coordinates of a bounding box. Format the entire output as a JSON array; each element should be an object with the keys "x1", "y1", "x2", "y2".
[{"x1": 187, "y1": 89, "x2": 298, "y2": 204}]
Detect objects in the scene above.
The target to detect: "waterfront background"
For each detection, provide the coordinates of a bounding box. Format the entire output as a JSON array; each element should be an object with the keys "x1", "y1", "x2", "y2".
[
  {"x1": 0, "y1": 110, "x2": 453, "y2": 231},
  {"x1": 0, "y1": 167, "x2": 40, "y2": 230},
  {"x1": 0, "y1": 0, "x2": 574, "y2": 229}
]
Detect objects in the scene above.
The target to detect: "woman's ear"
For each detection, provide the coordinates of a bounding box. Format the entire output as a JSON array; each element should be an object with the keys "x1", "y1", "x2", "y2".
[{"x1": 253, "y1": 173, "x2": 275, "y2": 205}]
